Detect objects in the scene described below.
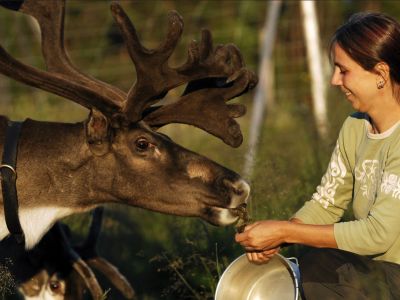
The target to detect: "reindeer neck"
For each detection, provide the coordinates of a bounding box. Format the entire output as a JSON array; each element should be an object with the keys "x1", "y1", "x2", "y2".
[{"x1": 0, "y1": 117, "x2": 104, "y2": 248}]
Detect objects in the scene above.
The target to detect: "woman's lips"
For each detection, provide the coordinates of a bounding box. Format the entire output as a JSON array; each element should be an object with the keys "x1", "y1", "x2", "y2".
[{"x1": 341, "y1": 88, "x2": 352, "y2": 97}]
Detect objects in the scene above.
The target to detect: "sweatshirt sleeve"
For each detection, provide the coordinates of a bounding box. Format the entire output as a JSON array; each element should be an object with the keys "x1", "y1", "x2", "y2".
[
  {"x1": 334, "y1": 140, "x2": 400, "y2": 255},
  {"x1": 292, "y1": 118, "x2": 355, "y2": 224}
]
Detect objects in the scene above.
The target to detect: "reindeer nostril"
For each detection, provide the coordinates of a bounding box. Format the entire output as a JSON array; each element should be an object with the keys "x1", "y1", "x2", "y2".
[
  {"x1": 223, "y1": 178, "x2": 250, "y2": 198},
  {"x1": 233, "y1": 186, "x2": 244, "y2": 196}
]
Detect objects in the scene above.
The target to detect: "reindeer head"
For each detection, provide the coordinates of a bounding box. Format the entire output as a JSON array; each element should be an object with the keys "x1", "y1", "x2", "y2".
[
  {"x1": 0, "y1": 0, "x2": 257, "y2": 228},
  {"x1": 18, "y1": 208, "x2": 135, "y2": 300}
]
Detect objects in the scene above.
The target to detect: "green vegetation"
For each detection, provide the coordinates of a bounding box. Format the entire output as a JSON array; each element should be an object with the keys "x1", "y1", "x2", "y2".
[
  {"x1": 0, "y1": 1, "x2": 396, "y2": 299},
  {"x1": 0, "y1": 259, "x2": 16, "y2": 300}
]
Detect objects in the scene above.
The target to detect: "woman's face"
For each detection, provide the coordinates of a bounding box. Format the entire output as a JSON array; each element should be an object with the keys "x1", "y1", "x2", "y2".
[{"x1": 330, "y1": 43, "x2": 382, "y2": 113}]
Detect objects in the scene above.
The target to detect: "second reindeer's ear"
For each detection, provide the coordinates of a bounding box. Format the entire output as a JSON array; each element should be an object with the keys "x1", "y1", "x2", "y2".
[{"x1": 85, "y1": 109, "x2": 112, "y2": 156}]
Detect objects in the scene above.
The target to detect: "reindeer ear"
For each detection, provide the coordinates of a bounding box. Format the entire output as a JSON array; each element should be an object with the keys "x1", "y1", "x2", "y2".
[{"x1": 85, "y1": 109, "x2": 112, "y2": 156}]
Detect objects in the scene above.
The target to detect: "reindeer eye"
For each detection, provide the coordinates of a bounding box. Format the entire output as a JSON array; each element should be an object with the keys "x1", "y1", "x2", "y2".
[
  {"x1": 49, "y1": 280, "x2": 60, "y2": 292},
  {"x1": 135, "y1": 138, "x2": 150, "y2": 152}
]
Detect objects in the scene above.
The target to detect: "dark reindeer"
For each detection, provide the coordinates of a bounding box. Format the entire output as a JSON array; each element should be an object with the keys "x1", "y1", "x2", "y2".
[
  {"x1": 14, "y1": 208, "x2": 135, "y2": 300},
  {"x1": 0, "y1": 0, "x2": 256, "y2": 251}
]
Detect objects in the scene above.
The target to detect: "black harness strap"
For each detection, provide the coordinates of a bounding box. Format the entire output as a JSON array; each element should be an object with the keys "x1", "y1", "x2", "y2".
[{"x1": 1, "y1": 121, "x2": 24, "y2": 244}]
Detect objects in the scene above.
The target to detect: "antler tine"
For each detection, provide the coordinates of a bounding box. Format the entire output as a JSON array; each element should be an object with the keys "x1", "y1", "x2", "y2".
[
  {"x1": 110, "y1": 2, "x2": 253, "y2": 128},
  {"x1": 53, "y1": 222, "x2": 104, "y2": 300},
  {"x1": 72, "y1": 207, "x2": 135, "y2": 298},
  {"x1": 144, "y1": 69, "x2": 257, "y2": 147},
  {"x1": 72, "y1": 258, "x2": 104, "y2": 300},
  {"x1": 110, "y1": 2, "x2": 183, "y2": 122},
  {"x1": 0, "y1": 0, "x2": 125, "y2": 119},
  {"x1": 88, "y1": 257, "x2": 136, "y2": 300},
  {"x1": 110, "y1": 3, "x2": 182, "y2": 68}
]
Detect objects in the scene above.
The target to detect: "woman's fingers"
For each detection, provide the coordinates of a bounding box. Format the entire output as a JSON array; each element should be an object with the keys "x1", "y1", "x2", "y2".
[
  {"x1": 243, "y1": 221, "x2": 260, "y2": 231},
  {"x1": 262, "y1": 247, "x2": 280, "y2": 255},
  {"x1": 234, "y1": 221, "x2": 260, "y2": 243},
  {"x1": 235, "y1": 220, "x2": 285, "y2": 250},
  {"x1": 235, "y1": 231, "x2": 248, "y2": 243},
  {"x1": 246, "y1": 251, "x2": 269, "y2": 263},
  {"x1": 245, "y1": 247, "x2": 280, "y2": 264}
]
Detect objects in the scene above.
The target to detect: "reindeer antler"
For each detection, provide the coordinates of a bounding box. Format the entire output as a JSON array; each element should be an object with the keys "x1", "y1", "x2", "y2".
[
  {"x1": 87, "y1": 257, "x2": 135, "y2": 300},
  {"x1": 111, "y1": 2, "x2": 257, "y2": 146},
  {"x1": 75, "y1": 207, "x2": 136, "y2": 299},
  {"x1": 54, "y1": 222, "x2": 105, "y2": 300},
  {"x1": 0, "y1": 0, "x2": 257, "y2": 147},
  {"x1": 71, "y1": 258, "x2": 104, "y2": 300},
  {"x1": 143, "y1": 71, "x2": 254, "y2": 147}
]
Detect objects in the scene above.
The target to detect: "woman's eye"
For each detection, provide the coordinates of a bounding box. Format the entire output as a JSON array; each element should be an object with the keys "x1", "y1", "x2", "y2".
[{"x1": 135, "y1": 138, "x2": 150, "y2": 151}]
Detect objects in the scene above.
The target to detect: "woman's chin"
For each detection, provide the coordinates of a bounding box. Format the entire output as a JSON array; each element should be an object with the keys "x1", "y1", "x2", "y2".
[{"x1": 348, "y1": 99, "x2": 361, "y2": 111}]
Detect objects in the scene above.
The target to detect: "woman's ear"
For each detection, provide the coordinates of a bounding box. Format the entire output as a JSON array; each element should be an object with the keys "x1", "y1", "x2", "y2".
[
  {"x1": 374, "y1": 62, "x2": 390, "y2": 89},
  {"x1": 375, "y1": 62, "x2": 390, "y2": 82}
]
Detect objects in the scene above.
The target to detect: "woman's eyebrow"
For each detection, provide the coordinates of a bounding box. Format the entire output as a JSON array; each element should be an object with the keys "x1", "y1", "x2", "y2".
[{"x1": 334, "y1": 62, "x2": 347, "y2": 69}]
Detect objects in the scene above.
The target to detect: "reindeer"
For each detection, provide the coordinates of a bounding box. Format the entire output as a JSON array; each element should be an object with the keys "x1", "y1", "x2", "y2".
[
  {"x1": 10, "y1": 208, "x2": 135, "y2": 300},
  {"x1": 0, "y1": 0, "x2": 256, "y2": 252}
]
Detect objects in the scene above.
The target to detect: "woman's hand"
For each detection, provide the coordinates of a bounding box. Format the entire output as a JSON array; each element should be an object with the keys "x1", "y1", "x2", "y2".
[
  {"x1": 235, "y1": 221, "x2": 287, "y2": 264},
  {"x1": 245, "y1": 247, "x2": 281, "y2": 264},
  {"x1": 235, "y1": 220, "x2": 288, "y2": 252},
  {"x1": 235, "y1": 219, "x2": 337, "y2": 259}
]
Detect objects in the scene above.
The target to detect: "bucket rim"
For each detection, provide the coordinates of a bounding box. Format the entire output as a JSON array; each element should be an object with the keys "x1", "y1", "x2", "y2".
[{"x1": 215, "y1": 253, "x2": 300, "y2": 300}]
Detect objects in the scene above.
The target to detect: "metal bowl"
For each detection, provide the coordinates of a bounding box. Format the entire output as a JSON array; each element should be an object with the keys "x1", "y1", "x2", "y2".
[{"x1": 215, "y1": 254, "x2": 300, "y2": 300}]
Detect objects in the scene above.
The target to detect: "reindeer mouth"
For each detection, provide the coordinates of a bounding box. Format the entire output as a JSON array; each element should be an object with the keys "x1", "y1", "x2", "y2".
[
  {"x1": 206, "y1": 203, "x2": 250, "y2": 227},
  {"x1": 230, "y1": 203, "x2": 252, "y2": 233},
  {"x1": 229, "y1": 203, "x2": 248, "y2": 217}
]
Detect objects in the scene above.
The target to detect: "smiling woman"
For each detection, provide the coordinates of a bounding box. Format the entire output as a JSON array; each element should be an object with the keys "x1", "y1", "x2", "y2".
[
  {"x1": 235, "y1": 12, "x2": 400, "y2": 300},
  {"x1": 330, "y1": 44, "x2": 385, "y2": 114},
  {"x1": 330, "y1": 12, "x2": 400, "y2": 132}
]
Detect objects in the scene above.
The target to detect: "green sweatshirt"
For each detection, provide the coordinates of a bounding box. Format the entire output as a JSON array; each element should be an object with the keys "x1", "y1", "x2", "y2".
[{"x1": 293, "y1": 112, "x2": 400, "y2": 264}]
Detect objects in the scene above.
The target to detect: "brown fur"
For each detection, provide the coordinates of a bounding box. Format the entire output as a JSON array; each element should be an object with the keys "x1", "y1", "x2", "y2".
[{"x1": 0, "y1": 0, "x2": 254, "y2": 248}]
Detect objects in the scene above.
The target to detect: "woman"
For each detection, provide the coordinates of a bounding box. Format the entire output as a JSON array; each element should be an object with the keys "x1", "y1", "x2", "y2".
[{"x1": 235, "y1": 12, "x2": 400, "y2": 299}]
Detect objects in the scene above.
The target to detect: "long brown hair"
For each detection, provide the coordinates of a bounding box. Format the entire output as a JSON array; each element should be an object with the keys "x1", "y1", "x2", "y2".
[{"x1": 331, "y1": 12, "x2": 400, "y2": 97}]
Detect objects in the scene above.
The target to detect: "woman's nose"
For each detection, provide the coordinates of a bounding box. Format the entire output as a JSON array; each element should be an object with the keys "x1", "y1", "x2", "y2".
[{"x1": 330, "y1": 68, "x2": 342, "y2": 86}]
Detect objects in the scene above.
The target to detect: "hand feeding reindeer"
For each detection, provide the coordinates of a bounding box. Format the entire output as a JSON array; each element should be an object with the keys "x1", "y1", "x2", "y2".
[{"x1": 0, "y1": 0, "x2": 256, "y2": 297}]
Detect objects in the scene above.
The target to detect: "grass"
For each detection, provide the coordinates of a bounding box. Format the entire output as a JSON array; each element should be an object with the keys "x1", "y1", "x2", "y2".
[{"x1": 0, "y1": 259, "x2": 16, "y2": 300}]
